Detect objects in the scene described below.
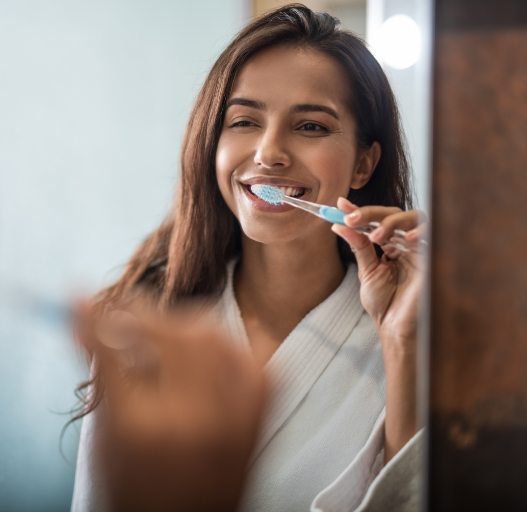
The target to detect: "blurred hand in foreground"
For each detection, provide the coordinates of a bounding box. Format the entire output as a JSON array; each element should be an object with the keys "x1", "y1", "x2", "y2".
[{"x1": 76, "y1": 300, "x2": 267, "y2": 512}]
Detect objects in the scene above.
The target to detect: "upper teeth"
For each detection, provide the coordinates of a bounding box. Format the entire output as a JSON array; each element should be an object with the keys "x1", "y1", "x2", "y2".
[
  {"x1": 250, "y1": 185, "x2": 304, "y2": 197},
  {"x1": 281, "y1": 186, "x2": 304, "y2": 197}
]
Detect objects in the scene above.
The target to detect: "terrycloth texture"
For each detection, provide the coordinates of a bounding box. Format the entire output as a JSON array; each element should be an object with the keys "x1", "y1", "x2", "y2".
[
  {"x1": 71, "y1": 262, "x2": 422, "y2": 512},
  {"x1": 355, "y1": 429, "x2": 424, "y2": 512},
  {"x1": 311, "y1": 428, "x2": 424, "y2": 512}
]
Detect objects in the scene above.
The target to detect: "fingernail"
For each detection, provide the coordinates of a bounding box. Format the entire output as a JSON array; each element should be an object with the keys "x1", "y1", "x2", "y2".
[
  {"x1": 370, "y1": 227, "x2": 385, "y2": 241},
  {"x1": 345, "y1": 211, "x2": 361, "y2": 224},
  {"x1": 331, "y1": 224, "x2": 345, "y2": 237},
  {"x1": 339, "y1": 196, "x2": 356, "y2": 206},
  {"x1": 405, "y1": 230, "x2": 417, "y2": 241},
  {"x1": 337, "y1": 197, "x2": 353, "y2": 210}
]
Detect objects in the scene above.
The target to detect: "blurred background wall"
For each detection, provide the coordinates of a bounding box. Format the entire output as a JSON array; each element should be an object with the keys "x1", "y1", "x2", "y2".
[
  {"x1": 0, "y1": 0, "x2": 431, "y2": 510},
  {"x1": 0, "y1": 1, "x2": 247, "y2": 510}
]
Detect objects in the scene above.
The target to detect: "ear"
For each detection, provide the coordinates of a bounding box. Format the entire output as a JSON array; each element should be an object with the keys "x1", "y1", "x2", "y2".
[{"x1": 350, "y1": 141, "x2": 381, "y2": 190}]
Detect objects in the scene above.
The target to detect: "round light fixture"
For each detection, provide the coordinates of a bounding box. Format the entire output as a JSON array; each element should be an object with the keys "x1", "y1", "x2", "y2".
[{"x1": 373, "y1": 15, "x2": 422, "y2": 70}]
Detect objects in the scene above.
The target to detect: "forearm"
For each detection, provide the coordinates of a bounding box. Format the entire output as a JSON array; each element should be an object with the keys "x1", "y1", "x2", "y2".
[{"x1": 381, "y1": 341, "x2": 418, "y2": 464}]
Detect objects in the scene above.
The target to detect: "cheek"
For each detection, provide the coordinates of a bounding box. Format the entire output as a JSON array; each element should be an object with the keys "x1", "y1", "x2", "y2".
[
  {"x1": 308, "y1": 143, "x2": 358, "y2": 194},
  {"x1": 215, "y1": 137, "x2": 230, "y2": 175},
  {"x1": 215, "y1": 133, "x2": 250, "y2": 180},
  {"x1": 215, "y1": 137, "x2": 236, "y2": 205},
  {"x1": 215, "y1": 133, "x2": 256, "y2": 213}
]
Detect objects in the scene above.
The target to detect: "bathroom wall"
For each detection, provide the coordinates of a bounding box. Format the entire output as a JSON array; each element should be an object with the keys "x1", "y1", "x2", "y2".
[{"x1": 0, "y1": 1, "x2": 247, "y2": 510}]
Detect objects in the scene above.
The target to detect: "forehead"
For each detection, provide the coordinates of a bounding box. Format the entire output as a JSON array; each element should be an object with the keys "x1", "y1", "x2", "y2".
[{"x1": 230, "y1": 45, "x2": 350, "y2": 107}]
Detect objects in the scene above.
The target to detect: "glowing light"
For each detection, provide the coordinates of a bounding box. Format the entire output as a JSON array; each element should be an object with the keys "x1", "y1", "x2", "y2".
[{"x1": 373, "y1": 15, "x2": 422, "y2": 70}]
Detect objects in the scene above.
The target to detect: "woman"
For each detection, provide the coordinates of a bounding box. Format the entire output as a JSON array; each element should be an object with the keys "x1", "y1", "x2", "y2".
[{"x1": 72, "y1": 4, "x2": 425, "y2": 511}]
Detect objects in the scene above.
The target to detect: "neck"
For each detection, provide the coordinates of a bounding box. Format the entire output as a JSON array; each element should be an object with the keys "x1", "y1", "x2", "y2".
[{"x1": 234, "y1": 229, "x2": 346, "y2": 351}]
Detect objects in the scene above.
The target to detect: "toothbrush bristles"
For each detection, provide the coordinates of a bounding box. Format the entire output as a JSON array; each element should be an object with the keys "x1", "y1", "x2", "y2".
[{"x1": 250, "y1": 184, "x2": 284, "y2": 205}]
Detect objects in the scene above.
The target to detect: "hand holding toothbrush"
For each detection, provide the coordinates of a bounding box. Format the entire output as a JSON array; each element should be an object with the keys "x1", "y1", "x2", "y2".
[{"x1": 331, "y1": 197, "x2": 427, "y2": 346}]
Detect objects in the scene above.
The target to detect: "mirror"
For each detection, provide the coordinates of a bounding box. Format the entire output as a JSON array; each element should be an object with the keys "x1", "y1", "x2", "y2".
[{"x1": 0, "y1": 1, "x2": 432, "y2": 509}]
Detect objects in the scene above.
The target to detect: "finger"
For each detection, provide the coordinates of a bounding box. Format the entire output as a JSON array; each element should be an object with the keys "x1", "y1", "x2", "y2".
[
  {"x1": 342, "y1": 205, "x2": 402, "y2": 230},
  {"x1": 405, "y1": 222, "x2": 429, "y2": 244},
  {"x1": 337, "y1": 196, "x2": 359, "y2": 213},
  {"x1": 368, "y1": 210, "x2": 422, "y2": 246},
  {"x1": 381, "y1": 244, "x2": 401, "y2": 262},
  {"x1": 95, "y1": 309, "x2": 147, "y2": 350},
  {"x1": 331, "y1": 223, "x2": 379, "y2": 279},
  {"x1": 335, "y1": 198, "x2": 380, "y2": 276}
]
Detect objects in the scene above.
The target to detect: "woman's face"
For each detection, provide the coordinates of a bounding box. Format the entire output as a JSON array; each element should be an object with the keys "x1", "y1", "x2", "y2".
[{"x1": 216, "y1": 45, "x2": 367, "y2": 245}]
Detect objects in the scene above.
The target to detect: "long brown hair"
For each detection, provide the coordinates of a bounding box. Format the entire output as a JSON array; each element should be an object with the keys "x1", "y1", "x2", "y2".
[{"x1": 73, "y1": 3, "x2": 412, "y2": 419}]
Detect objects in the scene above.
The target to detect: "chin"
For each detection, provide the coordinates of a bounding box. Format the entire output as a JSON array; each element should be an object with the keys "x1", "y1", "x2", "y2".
[
  {"x1": 239, "y1": 214, "x2": 330, "y2": 248},
  {"x1": 238, "y1": 218, "x2": 302, "y2": 245}
]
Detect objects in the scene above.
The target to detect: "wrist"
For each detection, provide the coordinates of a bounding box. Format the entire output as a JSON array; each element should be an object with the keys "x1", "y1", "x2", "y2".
[
  {"x1": 380, "y1": 333, "x2": 417, "y2": 360},
  {"x1": 377, "y1": 317, "x2": 418, "y2": 350}
]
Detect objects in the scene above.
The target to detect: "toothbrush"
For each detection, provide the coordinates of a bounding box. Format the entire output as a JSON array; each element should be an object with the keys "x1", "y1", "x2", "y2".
[
  {"x1": 250, "y1": 184, "x2": 421, "y2": 253},
  {"x1": 0, "y1": 281, "x2": 73, "y2": 327},
  {"x1": 251, "y1": 184, "x2": 380, "y2": 234},
  {"x1": 251, "y1": 184, "x2": 384, "y2": 233},
  {"x1": 0, "y1": 283, "x2": 139, "y2": 351}
]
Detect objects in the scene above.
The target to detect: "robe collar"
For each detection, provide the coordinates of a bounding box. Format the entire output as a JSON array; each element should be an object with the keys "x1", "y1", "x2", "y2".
[{"x1": 220, "y1": 260, "x2": 365, "y2": 462}]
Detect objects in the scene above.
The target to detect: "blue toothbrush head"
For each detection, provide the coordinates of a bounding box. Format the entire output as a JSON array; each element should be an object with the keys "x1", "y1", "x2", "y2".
[{"x1": 250, "y1": 184, "x2": 284, "y2": 205}]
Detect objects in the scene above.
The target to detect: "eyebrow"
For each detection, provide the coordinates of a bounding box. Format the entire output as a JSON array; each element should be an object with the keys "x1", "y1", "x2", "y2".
[
  {"x1": 226, "y1": 97, "x2": 266, "y2": 110},
  {"x1": 226, "y1": 97, "x2": 340, "y2": 120},
  {"x1": 292, "y1": 104, "x2": 339, "y2": 120}
]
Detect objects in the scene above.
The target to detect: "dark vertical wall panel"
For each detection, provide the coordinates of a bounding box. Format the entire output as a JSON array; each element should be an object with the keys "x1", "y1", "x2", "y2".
[{"x1": 429, "y1": 0, "x2": 527, "y2": 510}]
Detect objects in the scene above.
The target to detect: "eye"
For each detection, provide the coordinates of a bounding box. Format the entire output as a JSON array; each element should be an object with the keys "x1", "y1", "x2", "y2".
[
  {"x1": 298, "y1": 122, "x2": 329, "y2": 133},
  {"x1": 228, "y1": 119, "x2": 258, "y2": 128}
]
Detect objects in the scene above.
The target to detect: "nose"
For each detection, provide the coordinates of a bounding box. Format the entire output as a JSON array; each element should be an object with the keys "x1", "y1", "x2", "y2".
[{"x1": 253, "y1": 128, "x2": 291, "y2": 170}]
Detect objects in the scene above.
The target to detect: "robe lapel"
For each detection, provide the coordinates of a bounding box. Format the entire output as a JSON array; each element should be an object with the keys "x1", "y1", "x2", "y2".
[{"x1": 221, "y1": 262, "x2": 366, "y2": 463}]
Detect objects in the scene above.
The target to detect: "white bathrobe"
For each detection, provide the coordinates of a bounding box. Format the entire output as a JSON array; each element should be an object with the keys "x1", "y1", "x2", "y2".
[{"x1": 71, "y1": 262, "x2": 422, "y2": 512}]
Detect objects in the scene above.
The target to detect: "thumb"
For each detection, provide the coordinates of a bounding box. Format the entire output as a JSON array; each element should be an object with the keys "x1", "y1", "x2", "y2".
[{"x1": 332, "y1": 197, "x2": 379, "y2": 279}]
